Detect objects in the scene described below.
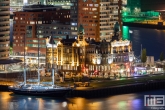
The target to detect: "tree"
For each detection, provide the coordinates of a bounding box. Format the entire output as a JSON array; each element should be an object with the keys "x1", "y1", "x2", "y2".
[
  {"x1": 141, "y1": 49, "x2": 147, "y2": 66},
  {"x1": 160, "y1": 52, "x2": 164, "y2": 68},
  {"x1": 160, "y1": 52, "x2": 164, "y2": 62}
]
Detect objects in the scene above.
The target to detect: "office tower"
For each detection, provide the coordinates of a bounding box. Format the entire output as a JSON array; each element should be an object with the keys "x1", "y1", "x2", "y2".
[
  {"x1": 12, "y1": 4, "x2": 71, "y2": 63},
  {"x1": 78, "y1": 0, "x2": 122, "y2": 42},
  {"x1": 47, "y1": 0, "x2": 78, "y2": 39},
  {"x1": 0, "y1": 0, "x2": 10, "y2": 59}
]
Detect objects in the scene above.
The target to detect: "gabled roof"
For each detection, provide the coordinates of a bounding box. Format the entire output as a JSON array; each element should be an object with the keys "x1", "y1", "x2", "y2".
[{"x1": 60, "y1": 39, "x2": 77, "y2": 46}]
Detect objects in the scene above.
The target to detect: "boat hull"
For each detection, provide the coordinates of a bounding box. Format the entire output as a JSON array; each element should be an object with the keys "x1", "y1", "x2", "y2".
[{"x1": 8, "y1": 88, "x2": 72, "y2": 97}]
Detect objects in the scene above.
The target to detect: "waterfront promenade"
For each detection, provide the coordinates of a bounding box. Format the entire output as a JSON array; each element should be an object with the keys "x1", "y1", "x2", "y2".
[{"x1": 0, "y1": 73, "x2": 165, "y2": 97}]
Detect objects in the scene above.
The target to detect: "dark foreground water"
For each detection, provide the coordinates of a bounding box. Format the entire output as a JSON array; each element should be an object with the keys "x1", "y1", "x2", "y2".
[
  {"x1": 1, "y1": 89, "x2": 165, "y2": 110},
  {"x1": 123, "y1": 26, "x2": 165, "y2": 60}
]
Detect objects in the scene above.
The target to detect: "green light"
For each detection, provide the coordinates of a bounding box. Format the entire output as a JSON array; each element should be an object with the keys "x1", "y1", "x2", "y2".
[
  {"x1": 122, "y1": 12, "x2": 128, "y2": 17},
  {"x1": 122, "y1": 26, "x2": 130, "y2": 40}
]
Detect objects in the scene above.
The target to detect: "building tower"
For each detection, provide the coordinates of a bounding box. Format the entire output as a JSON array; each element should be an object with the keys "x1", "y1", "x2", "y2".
[
  {"x1": 77, "y1": 24, "x2": 88, "y2": 72},
  {"x1": 0, "y1": 0, "x2": 10, "y2": 59},
  {"x1": 78, "y1": 0, "x2": 119, "y2": 42}
]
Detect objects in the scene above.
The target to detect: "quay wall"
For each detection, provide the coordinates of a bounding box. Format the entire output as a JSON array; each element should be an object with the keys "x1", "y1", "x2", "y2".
[
  {"x1": 1, "y1": 80, "x2": 165, "y2": 97},
  {"x1": 69, "y1": 80, "x2": 165, "y2": 97},
  {"x1": 123, "y1": 22, "x2": 165, "y2": 29}
]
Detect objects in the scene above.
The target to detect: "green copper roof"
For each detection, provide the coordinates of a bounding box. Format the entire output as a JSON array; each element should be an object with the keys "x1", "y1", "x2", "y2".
[{"x1": 78, "y1": 24, "x2": 85, "y2": 34}]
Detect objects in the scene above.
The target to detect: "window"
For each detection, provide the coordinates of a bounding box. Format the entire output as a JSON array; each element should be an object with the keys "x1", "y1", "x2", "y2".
[
  {"x1": 92, "y1": 8, "x2": 97, "y2": 11},
  {"x1": 94, "y1": 4, "x2": 98, "y2": 7},
  {"x1": 30, "y1": 21, "x2": 35, "y2": 24},
  {"x1": 89, "y1": 4, "x2": 93, "y2": 7}
]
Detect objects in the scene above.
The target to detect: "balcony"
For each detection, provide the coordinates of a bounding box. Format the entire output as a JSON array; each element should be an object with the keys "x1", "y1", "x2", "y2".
[
  {"x1": 0, "y1": 51, "x2": 9, "y2": 55},
  {"x1": 0, "y1": 6, "x2": 10, "y2": 9},
  {"x1": 0, "y1": 46, "x2": 9, "y2": 50},
  {"x1": 0, "y1": 56, "x2": 9, "y2": 60},
  {"x1": 0, "y1": 11, "x2": 10, "y2": 15},
  {"x1": 0, "y1": 15, "x2": 9, "y2": 19},
  {"x1": 0, "y1": 35, "x2": 9, "y2": 39},
  {"x1": 0, "y1": 21, "x2": 9, "y2": 25},
  {"x1": 0, "y1": 41, "x2": 9, "y2": 44},
  {"x1": 0, "y1": 26, "x2": 10, "y2": 29},
  {"x1": 100, "y1": 30, "x2": 113, "y2": 33},
  {"x1": 0, "y1": 30, "x2": 10, "y2": 34},
  {"x1": 0, "y1": 1, "x2": 9, "y2": 3}
]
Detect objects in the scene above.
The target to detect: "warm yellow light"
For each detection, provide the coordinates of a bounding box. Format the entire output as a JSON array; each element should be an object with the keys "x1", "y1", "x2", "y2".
[{"x1": 76, "y1": 44, "x2": 80, "y2": 47}]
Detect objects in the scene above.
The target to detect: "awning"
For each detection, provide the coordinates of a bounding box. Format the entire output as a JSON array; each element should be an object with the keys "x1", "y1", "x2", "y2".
[{"x1": 0, "y1": 59, "x2": 22, "y2": 64}]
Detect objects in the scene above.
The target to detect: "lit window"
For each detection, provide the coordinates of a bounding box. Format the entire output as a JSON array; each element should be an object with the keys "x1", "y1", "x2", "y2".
[
  {"x1": 92, "y1": 8, "x2": 97, "y2": 11},
  {"x1": 71, "y1": 23, "x2": 77, "y2": 26},
  {"x1": 30, "y1": 21, "x2": 35, "y2": 24},
  {"x1": 38, "y1": 21, "x2": 42, "y2": 24},
  {"x1": 94, "y1": 4, "x2": 98, "y2": 7},
  {"x1": 72, "y1": 32, "x2": 77, "y2": 35},
  {"x1": 89, "y1": 4, "x2": 93, "y2": 6}
]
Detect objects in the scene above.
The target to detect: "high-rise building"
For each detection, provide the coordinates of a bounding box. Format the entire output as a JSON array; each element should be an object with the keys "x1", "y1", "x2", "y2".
[
  {"x1": 10, "y1": 0, "x2": 41, "y2": 14},
  {"x1": 41, "y1": 0, "x2": 125, "y2": 41},
  {"x1": 46, "y1": 0, "x2": 78, "y2": 39},
  {"x1": 78, "y1": 0, "x2": 124, "y2": 42},
  {"x1": 0, "y1": 0, "x2": 10, "y2": 59},
  {"x1": 12, "y1": 4, "x2": 71, "y2": 63}
]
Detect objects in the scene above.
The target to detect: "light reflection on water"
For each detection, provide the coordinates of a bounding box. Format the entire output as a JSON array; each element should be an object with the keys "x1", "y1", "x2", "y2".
[
  {"x1": 1, "y1": 89, "x2": 165, "y2": 110},
  {"x1": 129, "y1": 27, "x2": 165, "y2": 60}
]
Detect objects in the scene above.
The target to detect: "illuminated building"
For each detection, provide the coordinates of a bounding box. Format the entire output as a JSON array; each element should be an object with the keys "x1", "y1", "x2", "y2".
[
  {"x1": 46, "y1": 0, "x2": 78, "y2": 39},
  {"x1": 11, "y1": 4, "x2": 71, "y2": 63},
  {"x1": 46, "y1": 25, "x2": 88, "y2": 73},
  {"x1": 0, "y1": 0, "x2": 10, "y2": 59},
  {"x1": 46, "y1": 24, "x2": 134, "y2": 76},
  {"x1": 10, "y1": 0, "x2": 127, "y2": 41},
  {"x1": 10, "y1": 0, "x2": 40, "y2": 14},
  {"x1": 42, "y1": 0, "x2": 126, "y2": 41},
  {"x1": 78, "y1": 0, "x2": 125, "y2": 41}
]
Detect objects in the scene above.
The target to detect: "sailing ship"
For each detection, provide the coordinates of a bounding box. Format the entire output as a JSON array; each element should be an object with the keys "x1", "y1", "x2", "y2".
[{"x1": 8, "y1": 35, "x2": 72, "y2": 97}]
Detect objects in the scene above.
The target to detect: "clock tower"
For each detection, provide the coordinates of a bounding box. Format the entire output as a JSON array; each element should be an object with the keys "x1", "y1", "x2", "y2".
[{"x1": 78, "y1": 24, "x2": 85, "y2": 41}]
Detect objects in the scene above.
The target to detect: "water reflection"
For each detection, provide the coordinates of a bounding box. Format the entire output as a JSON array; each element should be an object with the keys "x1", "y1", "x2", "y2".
[
  {"x1": 129, "y1": 27, "x2": 165, "y2": 60},
  {"x1": 1, "y1": 90, "x2": 165, "y2": 110}
]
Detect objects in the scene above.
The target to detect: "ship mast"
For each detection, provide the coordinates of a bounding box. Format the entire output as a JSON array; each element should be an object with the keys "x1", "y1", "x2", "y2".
[
  {"x1": 38, "y1": 34, "x2": 40, "y2": 85},
  {"x1": 51, "y1": 35, "x2": 55, "y2": 86},
  {"x1": 23, "y1": 34, "x2": 26, "y2": 85}
]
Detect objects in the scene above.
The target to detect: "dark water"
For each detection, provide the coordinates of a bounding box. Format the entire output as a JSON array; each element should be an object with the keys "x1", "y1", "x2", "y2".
[
  {"x1": 128, "y1": 27, "x2": 165, "y2": 60},
  {"x1": 1, "y1": 89, "x2": 165, "y2": 110}
]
